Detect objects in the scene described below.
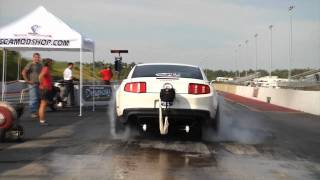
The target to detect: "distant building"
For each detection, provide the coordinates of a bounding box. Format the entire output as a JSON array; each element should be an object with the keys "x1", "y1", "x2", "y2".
[
  {"x1": 253, "y1": 76, "x2": 288, "y2": 88},
  {"x1": 216, "y1": 77, "x2": 234, "y2": 82}
]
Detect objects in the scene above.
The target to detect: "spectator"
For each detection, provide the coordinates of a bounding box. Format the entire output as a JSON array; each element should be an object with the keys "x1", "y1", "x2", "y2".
[
  {"x1": 21, "y1": 52, "x2": 42, "y2": 118},
  {"x1": 100, "y1": 65, "x2": 113, "y2": 85},
  {"x1": 63, "y1": 63, "x2": 76, "y2": 106},
  {"x1": 38, "y1": 58, "x2": 54, "y2": 125}
]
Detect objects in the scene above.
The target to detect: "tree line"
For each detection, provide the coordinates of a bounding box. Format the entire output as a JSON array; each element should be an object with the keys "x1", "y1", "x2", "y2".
[{"x1": 0, "y1": 50, "x2": 315, "y2": 81}]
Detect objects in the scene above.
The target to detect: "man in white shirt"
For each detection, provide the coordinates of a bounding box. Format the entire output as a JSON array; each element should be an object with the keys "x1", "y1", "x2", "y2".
[{"x1": 63, "y1": 63, "x2": 75, "y2": 106}]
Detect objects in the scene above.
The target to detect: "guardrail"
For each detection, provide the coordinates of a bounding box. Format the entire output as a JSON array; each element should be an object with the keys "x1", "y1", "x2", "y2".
[
  {"x1": 278, "y1": 81, "x2": 320, "y2": 88},
  {"x1": 291, "y1": 69, "x2": 320, "y2": 79}
]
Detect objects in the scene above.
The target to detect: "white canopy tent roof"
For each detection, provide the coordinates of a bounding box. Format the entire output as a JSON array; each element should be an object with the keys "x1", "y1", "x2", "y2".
[
  {"x1": 0, "y1": 6, "x2": 94, "y2": 51},
  {"x1": 0, "y1": 6, "x2": 96, "y2": 116}
]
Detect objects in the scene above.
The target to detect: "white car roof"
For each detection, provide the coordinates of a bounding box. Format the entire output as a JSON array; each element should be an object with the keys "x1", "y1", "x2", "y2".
[{"x1": 136, "y1": 63, "x2": 200, "y2": 68}]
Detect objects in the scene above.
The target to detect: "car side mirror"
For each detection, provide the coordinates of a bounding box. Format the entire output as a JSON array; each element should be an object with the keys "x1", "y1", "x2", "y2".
[{"x1": 209, "y1": 80, "x2": 215, "y2": 85}]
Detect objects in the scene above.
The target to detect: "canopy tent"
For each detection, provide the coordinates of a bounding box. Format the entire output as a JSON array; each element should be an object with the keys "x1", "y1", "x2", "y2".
[{"x1": 0, "y1": 6, "x2": 96, "y2": 116}]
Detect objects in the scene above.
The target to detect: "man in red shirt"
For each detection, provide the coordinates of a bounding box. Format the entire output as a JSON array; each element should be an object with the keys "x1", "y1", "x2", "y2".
[{"x1": 100, "y1": 65, "x2": 113, "y2": 85}]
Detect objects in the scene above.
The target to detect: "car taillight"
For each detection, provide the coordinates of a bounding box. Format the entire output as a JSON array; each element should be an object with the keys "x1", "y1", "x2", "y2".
[
  {"x1": 188, "y1": 83, "x2": 210, "y2": 94},
  {"x1": 124, "y1": 82, "x2": 147, "y2": 93}
]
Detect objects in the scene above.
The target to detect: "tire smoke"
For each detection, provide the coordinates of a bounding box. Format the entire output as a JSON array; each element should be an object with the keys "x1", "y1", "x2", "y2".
[
  {"x1": 108, "y1": 85, "x2": 135, "y2": 140},
  {"x1": 203, "y1": 96, "x2": 271, "y2": 144}
]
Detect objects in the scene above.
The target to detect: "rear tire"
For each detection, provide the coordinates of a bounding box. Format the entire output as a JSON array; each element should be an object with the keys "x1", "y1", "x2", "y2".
[
  {"x1": 113, "y1": 104, "x2": 125, "y2": 134},
  {"x1": 213, "y1": 105, "x2": 220, "y2": 132},
  {"x1": 115, "y1": 118, "x2": 126, "y2": 134}
]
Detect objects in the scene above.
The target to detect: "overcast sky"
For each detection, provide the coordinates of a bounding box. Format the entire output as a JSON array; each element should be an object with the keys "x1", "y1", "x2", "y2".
[{"x1": 0, "y1": 0, "x2": 319, "y2": 70}]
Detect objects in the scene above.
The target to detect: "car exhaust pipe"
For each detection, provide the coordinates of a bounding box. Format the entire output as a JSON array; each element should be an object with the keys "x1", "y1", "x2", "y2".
[
  {"x1": 185, "y1": 125, "x2": 190, "y2": 133},
  {"x1": 142, "y1": 124, "x2": 147, "y2": 132}
]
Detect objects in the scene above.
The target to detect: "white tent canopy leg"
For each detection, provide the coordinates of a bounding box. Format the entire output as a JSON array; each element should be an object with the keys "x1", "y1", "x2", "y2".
[
  {"x1": 79, "y1": 48, "x2": 83, "y2": 116},
  {"x1": 92, "y1": 50, "x2": 95, "y2": 112},
  {"x1": 17, "y1": 53, "x2": 21, "y2": 80},
  {"x1": 1, "y1": 49, "x2": 7, "y2": 101}
]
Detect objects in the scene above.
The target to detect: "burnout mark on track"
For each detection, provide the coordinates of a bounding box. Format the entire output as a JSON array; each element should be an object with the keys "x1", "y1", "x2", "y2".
[
  {"x1": 219, "y1": 91, "x2": 299, "y2": 113},
  {"x1": 222, "y1": 143, "x2": 259, "y2": 155},
  {"x1": 137, "y1": 140, "x2": 211, "y2": 155}
]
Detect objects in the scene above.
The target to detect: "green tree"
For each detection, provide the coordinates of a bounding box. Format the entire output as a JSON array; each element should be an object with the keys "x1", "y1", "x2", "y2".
[{"x1": 0, "y1": 50, "x2": 28, "y2": 81}]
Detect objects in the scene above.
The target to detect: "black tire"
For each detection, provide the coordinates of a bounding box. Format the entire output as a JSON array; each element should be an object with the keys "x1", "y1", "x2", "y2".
[
  {"x1": 113, "y1": 104, "x2": 125, "y2": 134},
  {"x1": 0, "y1": 128, "x2": 6, "y2": 143},
  {"x1": 213, "y1": 105, "x2": 220, "y2": 132},
  {"x1": 115, "y1": 118, "x2": 126, "y2": 134}
]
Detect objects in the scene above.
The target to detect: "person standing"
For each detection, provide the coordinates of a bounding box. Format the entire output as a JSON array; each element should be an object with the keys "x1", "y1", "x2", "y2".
[
  {"x1": 22, "y1": 53, "x2": 42, "y2": 118},
  {"x1": 100, "y1": 65, "x2": 113, "y2": 85},
  {"x1": 63, "y1": 63, "x2": 75, "y2": 106},
  {"x1": 38, "y1": 58, "x2": 53, "y2": 125}
]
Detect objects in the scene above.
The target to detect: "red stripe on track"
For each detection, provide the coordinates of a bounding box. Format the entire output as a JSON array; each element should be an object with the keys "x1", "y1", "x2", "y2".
[{"x1": 218, "y1": 91, "x2": 299, "y2": 113}]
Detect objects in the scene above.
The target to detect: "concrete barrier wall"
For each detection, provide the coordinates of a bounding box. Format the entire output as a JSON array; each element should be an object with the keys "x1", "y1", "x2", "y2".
[
  {"x1": 214, "y1": 83, "x2": 320, "y2": 116},
  {"x1": 214, "y1": 83, "x2": 237, "y2": 94}
]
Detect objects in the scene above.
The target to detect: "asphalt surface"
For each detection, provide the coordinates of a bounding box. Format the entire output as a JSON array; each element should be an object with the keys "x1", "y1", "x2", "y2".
[{"x1": 0, "y1": 94, "x2": 319, "y2": 180}]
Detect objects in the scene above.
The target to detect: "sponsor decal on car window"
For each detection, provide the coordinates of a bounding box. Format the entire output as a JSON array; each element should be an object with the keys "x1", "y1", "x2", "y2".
[{"x1": 155, "y1": 73, "x2": 181, "y2": 77}]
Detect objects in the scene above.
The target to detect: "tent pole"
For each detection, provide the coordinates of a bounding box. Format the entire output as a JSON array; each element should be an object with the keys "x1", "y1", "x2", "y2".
[
  {"x1": 17, "y1": 52, "x2": 21, "y2": 80},
  {"x1": 92, "y1": 50, "x2": 95, "y2": 112},
  {"x1": 79, "y1": 48, "x2": 83, "y2": 116},
  {"x1": 1, "y1": 48, "x2": 7, "y2": 101}
]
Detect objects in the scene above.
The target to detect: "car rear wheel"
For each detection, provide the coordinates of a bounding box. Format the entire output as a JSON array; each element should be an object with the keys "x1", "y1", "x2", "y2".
[
  {"x1": 113, "y1": 104, "x2": 124, "y2": 133},
  {"x1": 115, "y1": 119, "x2": 125, "y2": 134},
  {"x1": 213, "y1": 105, "x2": 220, "y2": 132}
]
